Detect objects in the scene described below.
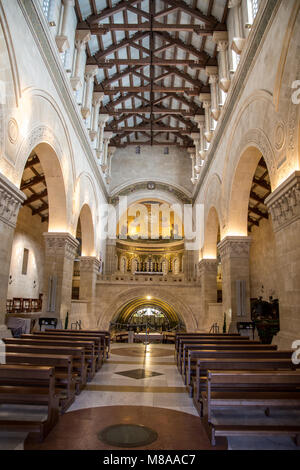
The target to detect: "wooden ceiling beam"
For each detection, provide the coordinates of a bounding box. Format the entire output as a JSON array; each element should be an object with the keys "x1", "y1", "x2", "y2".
[
  {"x1": 21, "y1": 175, "x2": 46, "y2": 191},
  {"x1": 248, "y1": 206, "x2": 269, "y2": 220},
  {"x1": 154, "y1": 31, "x2": 208, "y2": 61},
  {"x1": 23, "y1": 189, "x2": 48, "y2": 206},
  {"x1": 24, "y1": 155, "x2": 40, "y2": 169},
  {"x1": 160, "y1": 0, "x2": 220, "y2": 27},
  {"x1": 253, "y1": 177, "x2": 271, "y2": 191},
  {"x1": 84, "y1": 23, "x2": 217, "y2": 35},
  {"x1": 100, "y1": 107, "x2": 194, "y2": 116},
  {"x1": 101, "y1": 86, "x2": 200, "y2": 95},
  {"x1": 86, "y1": 0, "x2": 144, "y2": 24},
  {"x1": 31, "y1": 203, "x2": 49, "y2": 215},
  {"x1": 105, "y1": 126, "x2": 195, "y2": 133},
  {"x1": 94, "y1": 59, "x2": 208, "y2": 68},
  {"x1": 94, "y1": 31, "x2": 150, "y2": 61}
]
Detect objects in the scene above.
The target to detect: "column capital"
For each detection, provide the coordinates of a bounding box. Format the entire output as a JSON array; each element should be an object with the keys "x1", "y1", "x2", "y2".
[
  {"x1": 43, "y1": 232, "x2": 79, "y2": 260},
  {"x1": 217, "y1": 236, "x2": 251, "y2": 260},
  {"x1": 265, "y1": 171, "x2": 300, "y2": 232},
  {"x1": 79, "y1": 256, "x2": 100, "y2": 273},
  {"x1": 99, "y1": 114, "x2": 109, "y2": 124},
  {"x1": 205, "y1": 66, "x2": 219, "y2": 79},
  {"x1": 62, "y1": 0, "x2": 75, "y2": 6},
  {"x1": 92, "y1": 92, "x2": 104, "y2": 106},
  {"x1": 213, "y1": 31, "x2": 229, "y2": 45},
  {"x1": 199, "y1": 93, "x2": 211, "y2": 104},
  {"x1": 194, "y1": 114, "x2": 205, "y2": 125},
  {"x1": 191, "y1": 132, "x2": 200, "y2": 142},
  {"x1": 85, "y1": 65, "x2": 98, "y2": 79},
  {"x1": 103, "y1": 131, "x2": 113, "y2": 141},
  {"x1": 108, "y1": 146, "x2": 116, "y2": 156},
  {"x1": 0, "y1": 173, "x2": 26, "y2": 228},
  {"x1": 198, "y1": 258, "x2": 217, "y2": 274},
  {"x1": 75, "y1": 30, "x2": 91, "y2": 47}
]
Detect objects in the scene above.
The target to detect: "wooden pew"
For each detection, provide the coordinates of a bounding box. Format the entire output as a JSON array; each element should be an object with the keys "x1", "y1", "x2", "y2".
[
  {"x1": 180, "y1": 342, "x2": 277, "y2": 374},
  {"x1": 202, "y1": 370, "x2": 300, "y2": 446},
  {"x1": 175, "y1": 333, "x2": 243, "y2": 352},
  {"x1": 175, "y1": 335, "x2": 249, "y2": 361},
  {"x1": 115, "y1": 332, "x2": 129, "y2": 343},
  {"x1": 0, "y1": 364, "x2": 59, "y2": 442},
  {"x1": 4, "y1": 352, "x2": 75, "y2": 412},
  {"x1": 3, "y1": 343, "x2": 87, "y2": 393},
  {"x1": 192, "y1": 358, "x2": 299, "y2": 416},
  {"x1": 27, "y1": 333, "x2": 103, "y2": 371},
  {"x1": 4, "y1": 337, "x2": 96, "y2": 381},
  {"x1": 186, "y1": 350, "x2": 293, "y2": 394},
  {"x1": 45, "y1": 329, "x2": 111, "y2": 359},
  {"x1": 177, "y1": 339, "x2": 260, "y2": 371}
]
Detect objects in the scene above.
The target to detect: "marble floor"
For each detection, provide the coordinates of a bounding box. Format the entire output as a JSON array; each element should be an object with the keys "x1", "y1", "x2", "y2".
[{"x1": 1, "y1": 342, "x2": 300, "y2": 450}]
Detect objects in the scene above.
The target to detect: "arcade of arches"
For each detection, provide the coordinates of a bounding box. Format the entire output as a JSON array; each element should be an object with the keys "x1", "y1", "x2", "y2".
[{"x1": 0, "y1": 0, "x2": 299, "y2": 451}]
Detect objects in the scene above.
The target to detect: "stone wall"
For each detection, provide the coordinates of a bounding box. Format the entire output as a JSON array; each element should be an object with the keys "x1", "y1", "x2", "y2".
[{"x1": 7, "y1": 206, "x2": 47, "y2": 300}]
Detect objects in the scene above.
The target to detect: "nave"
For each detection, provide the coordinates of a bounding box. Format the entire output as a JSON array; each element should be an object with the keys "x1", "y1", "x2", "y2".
[{"x1": 1, "y1": 340, "x2": 300, "y2": 451}]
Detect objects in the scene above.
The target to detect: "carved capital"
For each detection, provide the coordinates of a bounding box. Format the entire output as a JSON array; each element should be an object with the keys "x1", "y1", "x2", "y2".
[
  {"x1": 218, "y1": 236, "x2": 251, "y2": 260},
  {"x1": 0, "y1": 173, "x2": 26, "y2": 228},
  {"x1": 79, "y1": 256, "x2": 100, "y2": 273},
  {"x1": 198, "y1": 258, "x2": 217, "y2": 275},
  {"x1": 43, "y1": 232, "x2": 79, "y2": 260},
  {"x1": 265, "y1": 172, "x2": 300, "y2": 232}
]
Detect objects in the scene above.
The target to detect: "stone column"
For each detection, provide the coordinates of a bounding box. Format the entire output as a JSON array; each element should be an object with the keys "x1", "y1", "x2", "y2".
[
  {"x1": 265, "y1": 172, "x2": 300, "y2": 349},
  {"x1": 0, "y1": 173, "x2": 26, "y2": 336},
  {"x1": 205, "y1": 67, "x2": 220, "y2": 121},
  {"x1": 43, "y1": 232, "x2": 79, "y2": 323},
  {"x1": 191, "y1": 133, "x2": 202, "y2": 174},
  {"x1": 101, "y1": 132, "x2": 113, "y2": 172},
  {"x1": 194, "y1": 115, "x2": 206, "y2": 161},
  {"x1": 188, "y1": 147, "x2": 198, "y2": 185},
  {"x1": 81, "y1": 65, "x2": 98, "y2": 120},
  {"x1": 217, "y1": 236, "x2": 251, "y2": 332},
  {"x1": 199, "y1": 93, "x2": 213, "y2": 143},
  {"x1": 55, "y1": 0, "x2": 75, "y2": 52},
  {"x1": 198, "y1": 259, "x2": 218, "y2": 325},
  {"x1": 70, "y1": 30, "x2": 91, "y2": 91},
  {"x1": 90, "y1": 92, "x2": 104, "y2": 141},
  {"x1": 213, "y1": 31, "x2": 231, "y2": 92},
  {"x1": 105, "y1": 146, "x2": 116, "y2": 184},
  {"x1": 228, "y1": 0, "x2": 245, "y2": 54},
  {"x1": 105, "y1": 239, "x2": 117, "y2": 274},
  {"x1": 96, "y1": 114, "x2": 109, "y2": 160},
  {"x1": 79, "y1": 256, "x2": 100, "y2": 328}
]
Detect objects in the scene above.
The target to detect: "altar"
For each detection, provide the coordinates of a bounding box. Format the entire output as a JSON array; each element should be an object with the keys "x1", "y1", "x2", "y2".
[{"x1": 134, "y1": 332, "x2": 164, "y2": 343}]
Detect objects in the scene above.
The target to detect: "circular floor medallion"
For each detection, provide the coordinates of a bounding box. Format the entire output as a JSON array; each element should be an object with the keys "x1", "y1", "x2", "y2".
[{"x1": 98, "y1": 423, "x2": 158, "y2": 448}]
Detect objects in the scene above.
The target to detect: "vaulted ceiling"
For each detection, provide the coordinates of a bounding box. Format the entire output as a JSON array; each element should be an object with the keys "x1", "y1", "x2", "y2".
[{"x1": 75, "y1": 0, "x2": 229, "y2": 149}]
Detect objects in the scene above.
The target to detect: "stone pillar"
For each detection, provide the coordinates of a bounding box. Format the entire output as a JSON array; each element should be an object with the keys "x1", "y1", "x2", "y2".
[
  {"x1": 90, "y1": 92, "x2": 104, "y2": 141},
  {"x1": 213, "y1": 31, "x2": 231, "y2": 92},
  {"x1": 188, "y1": 147, "x2": 197, "y2": 185},
  {"x1": 79, "y1": 256, "x2": 100, "y2": 328},
  {"x1": 101, "y1": 132, "x2": 113, "y2": 172},
  {"x1": 228, "y1": 0, "x2": 245, "y2": 54},
  {"x1": 199, "y1": 93, "x2": 213, "y2": 143},
  {"x1": 198, "y1": 259, "x2": 218, "y2": 325},
  {"x1": 105, "y1": 146, "x2": 116, "y2": 184},
  {"x1": 96, "y1": 114, "x2": 109, "y2": 160},
  {"x1": 55, "y1": 0, "x2": 75, "y2": 52},
  {"x1": 265, "y1": 172, "x2": 300, "y2": 349},
  {"x1": 217, "y1": 236, "x2": 251, "y2": 332},
  {"x1": 81, "y1": 65, "x2": 98, "y2": 120},
  {"x1": 70, "y1": 30, "x2": 91, "y2": 91},
  {"x1": 0, "y1": 173, "x2": 26, "y2": 334},
  {"x1": 191, "y1": 133, "x2": 202, "y2": 174},
  {"x1": 194, "y1": 115, "x2": 206, "y2": 161},
  {"x1": 205, "y1": 67, "x2": 220, "y2": 121},
  {"x1": 43, "y1": 232, "x2": 79, "y2": 323},
  {"x1": 105, "y1": 239, "x2": 117, "y2": 274}
]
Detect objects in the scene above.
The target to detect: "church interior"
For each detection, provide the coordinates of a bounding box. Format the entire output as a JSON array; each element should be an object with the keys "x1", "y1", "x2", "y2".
[{"x1": 0, "y1": 0, "x2": 299, "y2": 453}]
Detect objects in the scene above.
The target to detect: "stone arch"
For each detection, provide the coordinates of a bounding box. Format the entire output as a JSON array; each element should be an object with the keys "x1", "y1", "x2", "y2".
[
  {"x1": 19, "y1": 141, "x2": 68, "y2": 232},
  {"x1": 97, "y1": 286, "x2": 197, "y2": 331},
  {"x1": 77, "y1": 204, "x2": 95, "y2": 257},
  {"x1": 73, "y1": 172, "x2": 99, "y2": 256},
  {"x1": 203, "y1": 207, "x2": 220, "y2": 259}
]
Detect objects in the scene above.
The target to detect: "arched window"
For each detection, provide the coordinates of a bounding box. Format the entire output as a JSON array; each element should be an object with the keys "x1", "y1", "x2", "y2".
[{"x1": 247, "y1": 0, "x2": 260, "y2": 25}]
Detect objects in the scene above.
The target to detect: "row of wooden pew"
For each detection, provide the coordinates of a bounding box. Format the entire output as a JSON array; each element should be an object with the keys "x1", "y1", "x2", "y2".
[
  {"x1": 0, "y1": 329, "x2": 110, "y2": 442},
  {"x1": 175, "y1": 332, "x2": 300, "y2": 446}
]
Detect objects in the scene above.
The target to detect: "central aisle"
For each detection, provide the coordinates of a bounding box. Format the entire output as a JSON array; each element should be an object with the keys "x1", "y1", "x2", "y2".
[{"x1": 24, "y1": 342, "x2": 227, "y2": 450}]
